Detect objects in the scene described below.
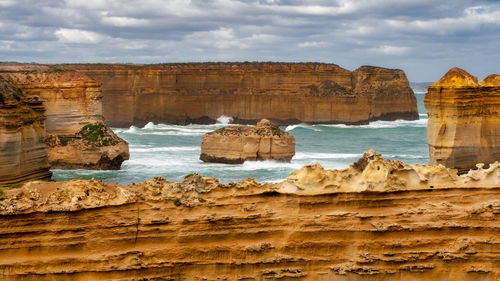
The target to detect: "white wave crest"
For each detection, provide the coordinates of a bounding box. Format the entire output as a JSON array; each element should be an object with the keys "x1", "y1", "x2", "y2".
[
  {"x1": 216, "y1": 115, "x2": 233, "y2": 124},
  {"x1": 130, "y1": 146, "x2": 199, "y2": 153},
  {"x1": 285, "y1": 123, "x2": 321, "y2": 132},
  {"x1": 293, "y1": 152, "x2": 360, "y2": 160},
  {"x1": 319, "y1": 119, "x2": 427, "y2": 129},
  {"x1": 239, "y1": 160, "x2": 303, "y2": 171}
]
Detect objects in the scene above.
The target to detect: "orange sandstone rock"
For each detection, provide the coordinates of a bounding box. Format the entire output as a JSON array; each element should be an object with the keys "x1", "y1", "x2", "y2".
[
  {"x1": 200, "y1": 119, "x2": 295, "y2": 163},
  {"x1": 0, "y1": 79, "x2": 51, "y2": 185},
  {"x1": 0, "y1": 151, "x2": 498, "y2": 280},
  {"x1": 425, "y1": 67, "x2": 500, "y2": 172},
  {"x1": 60, "y1": 62, "x2": 419, "y2": 126},
  {"x1": 0, "y1": 69, "x2": 130, "y2": 170}
]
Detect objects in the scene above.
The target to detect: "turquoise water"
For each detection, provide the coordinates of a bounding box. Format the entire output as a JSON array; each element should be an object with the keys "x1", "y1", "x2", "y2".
[{"x1": 52, "y1": 93, "x2": 428, "y2": 184}]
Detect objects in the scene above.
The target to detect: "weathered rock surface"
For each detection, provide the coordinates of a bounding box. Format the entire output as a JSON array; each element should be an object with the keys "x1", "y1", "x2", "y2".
[
  {"x1": 0, "y1": 151, "x2": 498, "y2": 280},
  {"x1": 59, "y1": 62, "x2": 419, "y2": 126},
  {"x1": 0, "y1": 79, "x2": 51, "y2": 185},
  {"x1": 425, "y1": 67, "x2": 500, "y2": 172},
  {"x1": 0, "y1": 70, "x2": 103, "y2": 135},
  {"x1": 45, "y1": 123, "x2": 130, "y2": 169},
  {"x1": 0, "y1": 68, "x2": 130, "y2": 170},
  {"x1": 200, "y1": 119, "x2": 295, "y2": 164}
]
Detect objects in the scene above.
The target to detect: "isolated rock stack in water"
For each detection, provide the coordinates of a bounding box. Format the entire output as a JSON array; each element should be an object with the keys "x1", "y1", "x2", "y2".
[
  {"x1": 425, "y1": 67, "x2": 500, "y2": 172},
  {"x1": 200, "y1": 119, "x2": 295, "y2": 164},
  {"x1": 0, "y1": 79, "x2": 51, "y2": 185},
  {"x1": 0, "y1": 66, "x2": 130, "y2": 170}
]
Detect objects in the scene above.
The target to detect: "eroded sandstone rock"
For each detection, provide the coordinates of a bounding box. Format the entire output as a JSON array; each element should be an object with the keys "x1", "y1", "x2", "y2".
[
  {"x1": 58, "y1": 62, "x2": 418, "y2": 126},
  {"x1": 0, "y1": 151, "x2": 498, "y2": 280},
  {"x1": 0, "y1": 69, "x2": 130, "y2": 170},
  {"x1": 200, "y1": 119, "x2": 295, "y2": 164},
  {"x1": 425, "y1": 67, "x2": 500, "y2": 172},
  {"x1": 0, "y1": 79, "x2": 51, "y2": 185},
  {"x1": 46, "y1": 123, "x2": 129, "y2": 169}
]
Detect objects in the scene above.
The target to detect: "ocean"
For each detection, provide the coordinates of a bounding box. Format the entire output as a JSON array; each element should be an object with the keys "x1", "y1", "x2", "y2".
[{"x1": 52, "y1": 93, "x2": 428, "y2": 184}]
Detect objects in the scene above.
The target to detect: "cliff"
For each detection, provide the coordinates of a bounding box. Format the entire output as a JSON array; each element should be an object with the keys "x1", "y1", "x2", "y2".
[
  {"x1": 60, "y1": 63, "x2": 419, "y2": 126},
  {"x1": 0, "y1": 79, "x2": 51, "y2": 185},
  {"x1": 0, "y1": 151, "x2": 498, "y2": 280},
  {"x1": 200, "y1": 119, "x2": 295, "y2": 163},
  {"x1": 425, "y1": 67, "x2": 500, "y2": 172},
  {"x1": 0, "y1": 69, "x2": 129, "y2": 170}
]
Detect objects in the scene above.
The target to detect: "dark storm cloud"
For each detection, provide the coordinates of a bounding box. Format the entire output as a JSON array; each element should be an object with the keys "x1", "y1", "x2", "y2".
[{"x1": 0, "y1": 0, "x2": 499, "y2": 81}]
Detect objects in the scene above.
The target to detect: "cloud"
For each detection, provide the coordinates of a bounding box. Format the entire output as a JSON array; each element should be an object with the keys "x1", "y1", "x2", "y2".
[
  {"x1": 55, "y1": 28, "x2": 106, "y2": 43},
  {"x1": 298, "y1": 41, "x2": 329, "y2": 48},
  {"x1": 0, "y1": 0, "x2": 499, "y2": 81},
  {"x1": 371, "y1": 45, "x2": 410, "y2": 56}
]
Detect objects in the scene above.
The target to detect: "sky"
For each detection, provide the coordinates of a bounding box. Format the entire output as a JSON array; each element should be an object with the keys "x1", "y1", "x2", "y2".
[{"x1": 0, "y1": 0, "x2": 499, "y2": 82}]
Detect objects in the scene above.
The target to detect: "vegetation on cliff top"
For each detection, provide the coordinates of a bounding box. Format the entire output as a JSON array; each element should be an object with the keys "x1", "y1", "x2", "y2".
[
  {"x1": 0, "y1": 79, "x2": 23, "y2": 104},
  {"x1": 78, "y1": 123, "x2": 118, "y2": 147}
]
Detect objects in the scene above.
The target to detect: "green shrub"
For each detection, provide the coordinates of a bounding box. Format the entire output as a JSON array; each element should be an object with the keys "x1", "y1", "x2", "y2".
[
  {"x1": 78, "y1": 123, "x2": 117, "y2": 147},
  {"x1": 272, "y1": 127, "x2": 281, "y2": 136},
  {"x1": 58, "y1": 136, "x2": 72, "y2": 146},
  {"x1": 184, "y1": 173, "x2": 194, "y2": 179},
  {"x1": 48, "y1": 68, "x2": 70, "y2": 73},
  {"x1": 174, "y1": 198, "x2": 182, "y2": 207}
]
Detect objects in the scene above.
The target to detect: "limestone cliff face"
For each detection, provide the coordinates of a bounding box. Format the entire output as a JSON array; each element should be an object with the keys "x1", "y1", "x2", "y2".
[
  {"x1": 0, "y1": 70, "x2": 129, "y2": 170},
  {"x1": 0, "y1": 71, "x2": 103, "y2": 135},
  {"x1": 0, "y1": 152, "x2": 498, "y2": 280},
  {"x1": 61, "y1": 63, "x2": 419, "y2": 126},
  {"x1": 425, "y1": 67, "x2": 500, "y2": 172},
  {"x1": 0, "y1": 79, "x2": 51, "y2": 185},
  {"x1": 200, "y1": 119, "x2": 295, "y2": 164}
]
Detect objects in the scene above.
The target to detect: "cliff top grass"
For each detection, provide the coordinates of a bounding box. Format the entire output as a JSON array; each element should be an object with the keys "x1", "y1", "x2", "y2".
[{"x1": 78, "y1": 123, "x2": 118, "y2": 147}]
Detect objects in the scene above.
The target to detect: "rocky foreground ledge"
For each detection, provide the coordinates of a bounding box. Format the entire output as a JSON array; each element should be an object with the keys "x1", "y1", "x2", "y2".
[{"x1": 0, "y1": 151, "x2": 499, "y2": 280}]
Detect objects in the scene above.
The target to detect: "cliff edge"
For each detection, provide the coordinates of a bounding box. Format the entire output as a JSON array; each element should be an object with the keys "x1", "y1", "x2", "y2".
[
  {"x1": 0, "y1": 151, "x2": 498, "y2": 280},
  {"x1": 0, "y1": 69, "x2": 130, "y2": 170},
  {"x1": 60, "y1": 62, "x2": 419, "y2": 126},
  {"x1": 425, "y1": 67, "x2": 500, "y2": 172},
  {"x1": 0, "y1": 78, "x2": 51, "y2": 185}
]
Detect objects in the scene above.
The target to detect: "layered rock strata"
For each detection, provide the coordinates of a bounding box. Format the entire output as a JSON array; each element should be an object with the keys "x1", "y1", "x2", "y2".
[
  {"x1": 425, "y1": 67, "x2": 500, "y2": 172},
  {"x1": 0, "y1": 69, "x2": 130, "y2": 170},
  {"x1": 0, "y1": 151, "x2": 498, "y2": 280},
  {"x1": 0, "y1": 79, "x2": 51, "y2": 185},
  {"x1": 200, "y1": 119, "x2": 295, "y2": 164},
  {"x1": 60, "y1": 63, "x2": 419, "y2": 126}
]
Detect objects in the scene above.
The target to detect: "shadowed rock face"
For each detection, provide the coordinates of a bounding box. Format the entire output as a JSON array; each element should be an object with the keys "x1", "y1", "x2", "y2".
[
  {"x1": 0, "y1": 151, "x2": 498, "y2": 280},
  {"x1": 0, "y1": 69, "x2": 129, "y2": 170},
  {"x1": 60, "y1": 63, "x2": 419, "y2": 126},
  {"x1": 425, "y1": 67, "x2": 500, "y2": 172},
  {"x1": 0, "y1": 79, "x2": 51, "y2": 185},
  {"x1": 200, "y1": 119, "x2": 295, "y2": 164}
]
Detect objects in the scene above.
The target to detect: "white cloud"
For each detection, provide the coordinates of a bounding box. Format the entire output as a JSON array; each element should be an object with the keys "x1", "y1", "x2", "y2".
[
  {"x1": 0, "y1": 0, "x2": 15, "y2": 7},
  {"x1": 101, "y1": 15, "x2": 150, "y2": 27},
  {"x1": 371, "y1": 45, "x2": 410, "y2": 55},
  {"x1": 185, "y1": 27, "x2": 246, "y2": 49},
  {"x1": 298, "y1": 41, "x2": 329, "y2": 48},
  {"x1": 55, "y1": 28, "x2": 105, "y2": 44}
]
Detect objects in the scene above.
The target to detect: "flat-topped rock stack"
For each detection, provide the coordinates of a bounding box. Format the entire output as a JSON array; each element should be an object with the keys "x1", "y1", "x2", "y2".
[
  {"x1": 425, "y1": 67, "x2": 500, "y2": 172},
  {"x1": 200, "y1": 119, "x2": 295, "y2": 164}
]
